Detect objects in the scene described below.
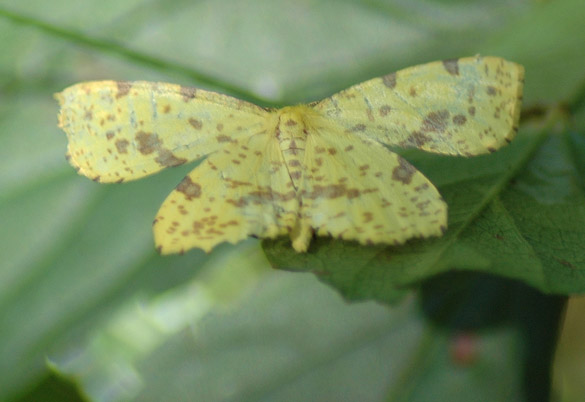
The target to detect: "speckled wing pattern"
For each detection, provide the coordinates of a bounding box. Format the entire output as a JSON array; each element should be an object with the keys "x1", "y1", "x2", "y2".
[
  {"x1": 56, "y1": 81, "x2": 268, "y2": 182},
  {"x1": 153, "y1": 133, "x2": 299, "y2": 254},
  {"x1": 295, "y1": 126, "x2": 445, "y2": 252},
  {"x1": 56, "y1": 55, "x2": 524, "y2": 254},
  {"x1": 313, "y1": 56, "x2": 523, "y2": 156}
]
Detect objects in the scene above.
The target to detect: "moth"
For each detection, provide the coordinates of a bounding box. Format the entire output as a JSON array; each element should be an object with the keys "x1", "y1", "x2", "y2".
[{"x1": 56, "y1": 55, "x2": 524, "y2": 253}]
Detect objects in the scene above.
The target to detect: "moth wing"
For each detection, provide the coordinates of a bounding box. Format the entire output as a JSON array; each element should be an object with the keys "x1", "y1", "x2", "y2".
[
  {"x1": 56, "y1": 81, "x2": 268, "y2": 182},
  {"x1": 295, "y1": 126, "x2": 446, "y2": 251},
  {"x1": 312, "y1": 56, "x2": 523, "y2": 156},
  {"x1": 153, "y1": 133, "x2": 299, "y2": 254}
]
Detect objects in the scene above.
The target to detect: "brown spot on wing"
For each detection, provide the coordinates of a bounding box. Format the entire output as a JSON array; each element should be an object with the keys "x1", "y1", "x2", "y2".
[
  {"x1": 347, "y1": 189, "x2": 360, "y2": 199},
  {"x1": 309, "y1": 184, "x2": 346, "y2": 199},
  {"x1": 180, "y1": 86, "x2": 197, "y2": 101},
  {"x1": 442, "y1": 59, "x2": 459, "y2": 76},
  {"x1": 116, "y1": 81, "x2": 132, "y2": 99},
  {"x1": 303, "y1": 183, "x2": 367, "y2": 200},
  {"x1": 409, "y1": 131, "x2": 431, "y2": 146},
  {"x1": 134, "y1": 131, "x2": 185, "y2": 167},
  {"x1": 135, "y1": 131, "x2": 161, "y2": 154},
  {"x1": 453, "y1": 114, "x2": 467, "y2": 125},
  {"x1": 216, "y1": 135, "x2": 232, "y2": 143},
  {"x1": 176, "y1": 176, "x2": 202, "y2": 199},
  {"x1": 228, "y1": 188, "x2": 296, "y2": 207},
  {"x1": 382, "y1": 73, "x2": 397, "y2": 89},
  {"x1": 189, "y1": 118, "x2": 203, "y2": 130},
  {"x1": 156, "y1": 149, "x2": 187, "y2": 167},
  {"x1": 379, "y1": 105, "x2": 391, "y2": 116},
  {"x1": 392, "y1": 157, "x2": 416, "y2": 185},
  {"x1": 115, "y1": 139, "x2": 129, "y2": 154},
  {"x1": 224, "y1": 178, "x2": 252, "y2": 188},
  {"x1": 362, "y1": 212, "x2": 373, "y2": 223},
  {"x1": 421, "y1": 110, "x2": 449, "y2": 133}
]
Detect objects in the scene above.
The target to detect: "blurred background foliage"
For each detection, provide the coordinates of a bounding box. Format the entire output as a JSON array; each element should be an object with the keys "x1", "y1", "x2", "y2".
[{"x1": 1, "y1": 0, "x2": 584, "y2": 401}]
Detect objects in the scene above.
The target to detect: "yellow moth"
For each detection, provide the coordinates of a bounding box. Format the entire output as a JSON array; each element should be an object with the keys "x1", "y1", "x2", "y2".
[{"x1": 56, "y1": 55, "x2": 524, "y2": 254}]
